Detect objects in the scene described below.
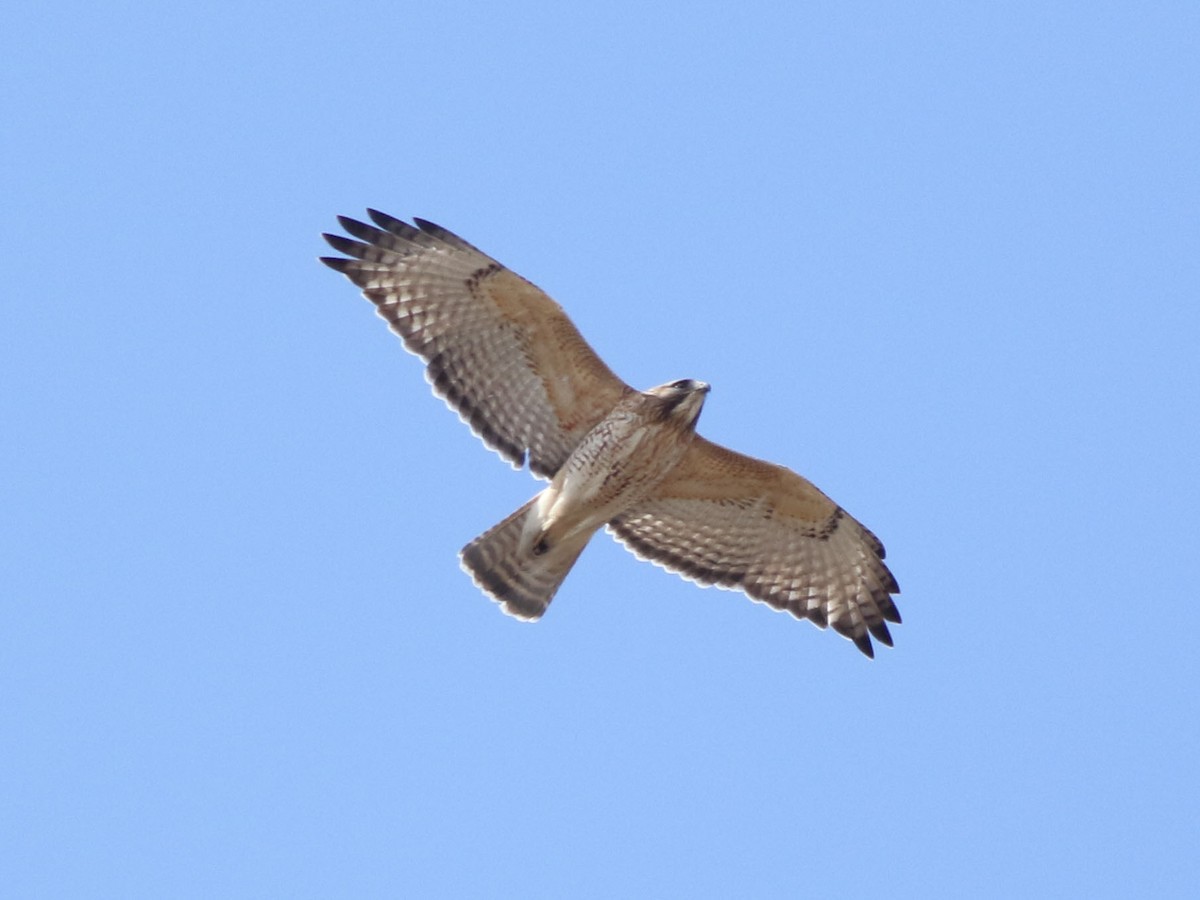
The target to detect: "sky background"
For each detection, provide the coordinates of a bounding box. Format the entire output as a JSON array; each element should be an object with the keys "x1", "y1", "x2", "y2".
[{"x1": 4, "y1": 1, "x2": 1198, "y2": 897}]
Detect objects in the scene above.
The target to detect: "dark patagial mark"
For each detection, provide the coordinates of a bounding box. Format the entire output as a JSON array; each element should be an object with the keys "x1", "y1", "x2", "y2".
[
  {"x1": 465, "y1": 263, "x2": 503, "y2": 295},
  {"x1": 815, "y1": 508, "x2": 845, "y2": 541}
]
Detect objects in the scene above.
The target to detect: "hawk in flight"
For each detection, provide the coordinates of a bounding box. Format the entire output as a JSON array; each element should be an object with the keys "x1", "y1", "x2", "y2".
[{"x1": 321, "y1": 212, "x2": 901, "y2": 656}]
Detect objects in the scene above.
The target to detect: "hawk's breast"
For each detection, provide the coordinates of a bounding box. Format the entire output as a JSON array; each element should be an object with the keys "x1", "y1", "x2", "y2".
[{"x1": 542, "y1": 400, "x2": 699, "y2": 540}]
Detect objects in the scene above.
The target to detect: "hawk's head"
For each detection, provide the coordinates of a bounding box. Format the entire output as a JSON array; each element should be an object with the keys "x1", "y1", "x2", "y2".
[{"x1": 644, "y1": 378, "x2": 711, "y2": 428}]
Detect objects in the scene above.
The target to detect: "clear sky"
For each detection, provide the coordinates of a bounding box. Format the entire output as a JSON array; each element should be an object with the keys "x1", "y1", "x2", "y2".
[{"x1": 4, "y1": 2, "x2": 1198, "y2": 897}]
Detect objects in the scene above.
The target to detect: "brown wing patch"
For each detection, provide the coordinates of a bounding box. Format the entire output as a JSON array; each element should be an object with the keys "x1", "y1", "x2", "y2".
[
  {"x1": 656, "y1": 436, "x2": 840, "y2": 522},
  {"x1": 322, "y1": 213, "x2": 631, "y2": 478},
  {"x1": 610, "y1": 436, "x2": 901, "y2": 657},
  {"x1": 466, "y1": 264, "x2": 633, "y2": 438}
]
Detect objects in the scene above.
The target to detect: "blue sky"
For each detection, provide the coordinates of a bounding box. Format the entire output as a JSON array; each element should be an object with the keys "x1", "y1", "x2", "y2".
[{"x1": 4, "y1": 1, "x2": 1198, "y2": 896}]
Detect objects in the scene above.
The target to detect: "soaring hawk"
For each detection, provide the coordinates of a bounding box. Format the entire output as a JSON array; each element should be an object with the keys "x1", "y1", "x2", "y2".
[{"x1": 321, "y1": 212, "x2": 901, "y2": 657}]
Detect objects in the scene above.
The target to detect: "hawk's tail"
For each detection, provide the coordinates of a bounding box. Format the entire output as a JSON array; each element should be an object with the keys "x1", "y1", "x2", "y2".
[{"x1": 459, "y1": 497, "x2": 589, "y2": 620}]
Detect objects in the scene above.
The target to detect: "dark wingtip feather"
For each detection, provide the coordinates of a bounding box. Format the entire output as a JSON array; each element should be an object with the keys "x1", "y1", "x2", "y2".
[
  {"x1": 367, "y1": 208, "x2": 404, "y2": 231},
  {"x1": 414, "y1": 217, "x2": 480, "y2": 253},
  {"x1": 319, "y1": 255, "x2": 353, "y2": 272},
  {"x1": 338, "y1": 216, "x2": 386, "y2": 243},
  {"x1": 413, "y1": 216, "x2": 445, "y2": 233},
  {"x1": 868, "y1": 620, "x2": 894, "y2": 647},
  {"x1": 323, "y1": 233, "x2": 366, "y2": 257},
  {"x1": 853, "y1": 633, "x2": 876, "y2": 658}
]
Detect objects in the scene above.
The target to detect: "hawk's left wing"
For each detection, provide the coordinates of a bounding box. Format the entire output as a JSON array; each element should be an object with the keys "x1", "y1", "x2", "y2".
[
  {"x1": 321, "y1": 212, "x2": 632, "y2": 478},
  {"x1": 609, "y1": 436, "x2": 901, "y2": 657}
]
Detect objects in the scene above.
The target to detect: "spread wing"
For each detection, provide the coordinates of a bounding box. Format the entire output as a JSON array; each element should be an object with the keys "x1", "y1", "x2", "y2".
[
  {"x1": 321, "y1": 211, "x2": 632, "y2": 478},
  {"x1": 609, "y1": 436, "x2": 901, "y2": 657}
]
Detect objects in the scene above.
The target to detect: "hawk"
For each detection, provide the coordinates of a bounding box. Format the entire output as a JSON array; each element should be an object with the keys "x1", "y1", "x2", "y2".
[{"x1": 321, "y1": 212, "x2": 901, "y2": 657}]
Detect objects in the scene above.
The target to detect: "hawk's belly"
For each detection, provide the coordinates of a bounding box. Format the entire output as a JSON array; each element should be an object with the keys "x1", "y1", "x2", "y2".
[{"x1": 533, "y1": 410, "x2": 695, "y2": 549}]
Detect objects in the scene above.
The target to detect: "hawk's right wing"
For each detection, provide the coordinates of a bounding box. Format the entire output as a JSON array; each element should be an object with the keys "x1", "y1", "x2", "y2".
[
  {"x1": 322, "y1": 212, "x2": 632, "y2": 479},
  {"x1": 609, "y1": 436, "x2": 901, "y2": 657}
]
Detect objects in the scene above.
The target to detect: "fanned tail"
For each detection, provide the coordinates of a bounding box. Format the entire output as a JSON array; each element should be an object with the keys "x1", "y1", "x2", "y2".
[{"x1": 459, "y1": 498, "x2": 589, "y2": 619}]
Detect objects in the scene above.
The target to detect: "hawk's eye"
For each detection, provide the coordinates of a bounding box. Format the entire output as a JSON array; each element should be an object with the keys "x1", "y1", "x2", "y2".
[{"x1": 671, "y1": 379, "x2": 692, "y2": 390}]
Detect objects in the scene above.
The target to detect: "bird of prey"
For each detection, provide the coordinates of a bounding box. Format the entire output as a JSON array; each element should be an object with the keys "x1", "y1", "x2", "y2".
[{"x1": 321, "y1": 212, "x2": 901, "y2": 657}]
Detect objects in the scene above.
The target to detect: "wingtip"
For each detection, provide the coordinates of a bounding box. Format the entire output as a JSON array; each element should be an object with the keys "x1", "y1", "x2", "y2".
[
  {"x1": 868, "y1": 620, "x2": 894, "y2": 647},
  {"x1": 366, "y1": 208, "x2": 402, "y2": 231},
  {"x1": 853, "y1": 632, "x2": 876, "y2": 658},
  {"x1": 319, "y1": 255, "x2": 352, "y2": 271},
  {"x1": 323, "y1": 233, "x2": 362, "y2": 256},
  {"x1": 334, "y1": 213, "x2": 358, "y2": 227}
]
